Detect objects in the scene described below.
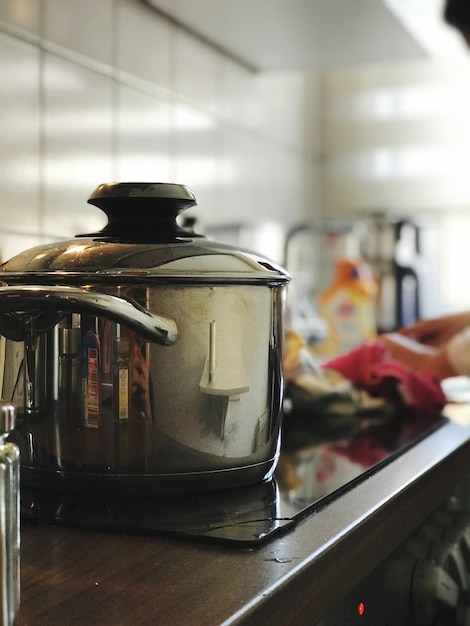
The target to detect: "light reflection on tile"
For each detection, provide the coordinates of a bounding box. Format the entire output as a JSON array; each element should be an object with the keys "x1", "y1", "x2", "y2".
[
  {"x1": 329, "y1": 84, "x2": 470, "y2": 122},
  {"x1": 173, "y1": 101, "x2": 218, "y2": 214},
  {"x1": 327, "y1": 145, "x2": 470, "y2": 182},
  {"x1": 256, "y1": 72, "x2": 308, "y2": 150},
  {"x1": 0, "y1": 33, "x2": 40, "y2": 233},
  {"x1": 42, "y1": 54, "x2": 112, "y2": 238},
  {"x1": 220, "y1": 56, "x2": 260, "y2": 128},
  {"x1": 216, "y1": 128, "x2": 269, "y2": 226},
  {"x1": 174, "y1": 28, "x2": 221, "y2": 114},
  {"x1": 42, "y1": 0, "x2": 113, "y2": 66},
  {"x1": 116, "y1": 0, "x2": 172, "y2": 91},
  {"x1": 116, "y1": 84, "x2": 171, "y2": 181}
]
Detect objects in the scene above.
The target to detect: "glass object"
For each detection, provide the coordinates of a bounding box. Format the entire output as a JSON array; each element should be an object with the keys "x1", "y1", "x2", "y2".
[{"x1": 0, "y1": 400, "x2": 20, "y2": 626}]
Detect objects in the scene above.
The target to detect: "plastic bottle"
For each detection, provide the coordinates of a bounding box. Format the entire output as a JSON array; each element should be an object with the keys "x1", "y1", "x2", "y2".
[{"x1": 316, "y1": 258, "x2": 377, "y2": 357}]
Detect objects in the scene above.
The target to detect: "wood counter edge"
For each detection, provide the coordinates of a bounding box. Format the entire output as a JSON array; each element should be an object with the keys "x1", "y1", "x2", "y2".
[{"x1": 223, "y1": 418, "x2": 470, "y2": 625}]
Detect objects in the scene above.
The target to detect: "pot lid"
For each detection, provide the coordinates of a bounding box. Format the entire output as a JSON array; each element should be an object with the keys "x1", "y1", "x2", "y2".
[{"x1": 1, "y1": 183, "x2": 290, "y2": 285}]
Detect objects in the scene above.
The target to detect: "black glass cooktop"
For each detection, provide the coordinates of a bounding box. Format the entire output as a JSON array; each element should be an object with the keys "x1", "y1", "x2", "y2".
[{"x1": 20, "y1": 407, "x2": 447, "y2": 546}]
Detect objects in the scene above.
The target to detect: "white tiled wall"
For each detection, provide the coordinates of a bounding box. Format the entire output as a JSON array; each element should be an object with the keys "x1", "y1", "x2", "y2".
[
  {"x1": 0, "y1": 34, "x2": 40, "y2": 240},
  {"x1": 322, "y1": 59, "x2": 470, "y2": 218},
  {"x1": 0, "y1": 0, "x2": 322, "y2": 264},
  {"x1": 322, "y1": 58, "x2": 470, "y2": 315}
]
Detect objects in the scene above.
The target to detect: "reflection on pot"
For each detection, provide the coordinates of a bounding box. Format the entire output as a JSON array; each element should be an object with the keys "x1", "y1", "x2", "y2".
[{"x1": 5, "y1": 288, "x2": 282, "y2": 496}]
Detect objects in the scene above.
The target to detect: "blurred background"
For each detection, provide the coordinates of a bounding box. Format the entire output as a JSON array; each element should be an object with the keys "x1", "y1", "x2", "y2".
[{"x1": 1, "y1": 0, "x2": 470, "y2": 343}]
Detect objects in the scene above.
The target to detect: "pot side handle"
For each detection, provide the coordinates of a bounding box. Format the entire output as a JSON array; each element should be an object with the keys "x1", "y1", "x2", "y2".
[{"x1": 0, "y1": 285, "x2": 177, "y2": 345}]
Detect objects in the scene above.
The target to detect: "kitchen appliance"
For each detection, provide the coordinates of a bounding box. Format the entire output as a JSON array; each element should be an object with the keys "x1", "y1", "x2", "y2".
[
  {"x1": 317, "y1": 474, "x2": 470, "y2": 625},
  {"x1": 283, "y1": 220, "x2": 359, "y2": 344},
  {"x1": 0, "y1": 182, "x2": 289, "y2": 496},
  {"x1": 359, "y1": 211, "x2": 421, "y2": 332}
]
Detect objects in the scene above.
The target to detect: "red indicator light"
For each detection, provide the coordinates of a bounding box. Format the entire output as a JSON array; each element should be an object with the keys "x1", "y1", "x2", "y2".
[{"x1": 357, "y1": 602, "x2": 365, "y2": 616}]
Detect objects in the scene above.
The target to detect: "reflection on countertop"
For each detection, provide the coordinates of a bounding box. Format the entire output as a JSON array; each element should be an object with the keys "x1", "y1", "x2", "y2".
[{"x1": 20, "y1": 401, "x2": 448, "y2": 546}]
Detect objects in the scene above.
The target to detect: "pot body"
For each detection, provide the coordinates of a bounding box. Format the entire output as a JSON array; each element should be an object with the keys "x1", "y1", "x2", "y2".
[
  {"x1": 0, "y1": 182, "x2": 289, "y2": 495},
  {"x1": 2, "y1": 280, "x2": 285, "y2": 494}
]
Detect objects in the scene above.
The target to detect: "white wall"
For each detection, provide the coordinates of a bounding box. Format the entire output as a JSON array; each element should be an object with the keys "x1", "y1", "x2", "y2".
[
  {"x1": 322, "y1": 58, "x2": 470, "y2": 314},
  {"x1": 2, "y1": 1, "x2": 469, "y2": 316},
  {"x1": 323, "y1": 58, "x2": 470, "y2": 217},
  {"x1": 0, "y1": 0, "x2": 322, "y2": 263}
]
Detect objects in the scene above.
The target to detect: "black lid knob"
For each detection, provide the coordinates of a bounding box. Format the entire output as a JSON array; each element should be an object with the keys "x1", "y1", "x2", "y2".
[{"x1": 84, "y1": 182, "x2": 198, "y2": 242}]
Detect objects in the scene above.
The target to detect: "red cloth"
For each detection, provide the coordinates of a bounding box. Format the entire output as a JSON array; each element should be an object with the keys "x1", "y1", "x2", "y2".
[{"x1": 322, "y1": 341, "x2": 447, "y2": 414}]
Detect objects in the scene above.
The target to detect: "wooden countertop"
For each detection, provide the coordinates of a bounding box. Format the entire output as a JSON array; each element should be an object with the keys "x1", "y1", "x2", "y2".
[{"x1": 15, "y1": 418, "x2": 470, "y2": 626}]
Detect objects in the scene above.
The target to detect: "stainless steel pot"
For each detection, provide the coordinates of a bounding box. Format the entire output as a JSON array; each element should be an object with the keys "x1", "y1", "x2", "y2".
[{"x1": 0, "y1": 183, "x2": 290, "y2": 495}]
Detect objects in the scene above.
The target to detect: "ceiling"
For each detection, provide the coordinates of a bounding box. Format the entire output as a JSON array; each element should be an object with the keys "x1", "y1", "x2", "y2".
[{"x1": 145, "y1": 0, "x2": 466, "y2": 72}]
